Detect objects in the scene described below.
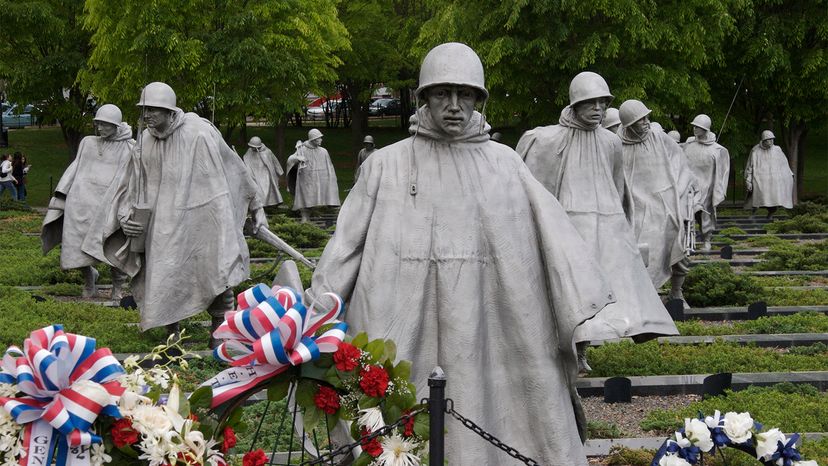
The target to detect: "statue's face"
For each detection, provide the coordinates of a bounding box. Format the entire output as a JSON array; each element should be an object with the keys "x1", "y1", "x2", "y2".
[
  {"x1": 142, "y1": 106, "x2": 172, "y2": 132},
  {"x1": 693, "y1": 125, "x2": 708, "y2": 139},
  {"x1": 364, "y1": 142, "x2": 374, "y2": 149},
  {"x1": 309, "y1": 137, "x2": 323, "y2": 148},
  {"x1": 630, "y1": 115, "x2": 650, "y2": 137},
  {"x1": 95, "y1": 121, "x2": 119, "y2": 139},
  {"x1": 425, "y1": 85, "x2": 478, "y2": 137},
  {"x1": 573, "y1": 98, "x2": 610, "y2": 126},
  {"x1": 761, "y1": 139, "x2": 773, "y2": 149}
]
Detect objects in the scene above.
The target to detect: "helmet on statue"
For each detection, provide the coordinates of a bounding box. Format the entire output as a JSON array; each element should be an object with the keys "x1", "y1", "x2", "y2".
[
  {"x1": 136, "y1": 82, "x2": 178, "y2": 110},
  {"x1": 93, "y1": 104, "x2": 123, "y2": 126},
  {"x1": 569, "y1": 72, "x2": 613, "y2": 106},
  {"x1": 415, "y1": 42, "x2": 488, "y2": 101},
  {"x1": 619, "y1": 100, "x2": 652, "y2": 128}
]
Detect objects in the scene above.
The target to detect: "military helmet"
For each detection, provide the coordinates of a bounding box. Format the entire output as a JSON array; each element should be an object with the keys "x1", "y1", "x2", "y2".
[
  {"x1": 619, "y1": 100, "x2": 652, "y2": 128},
  {"x1": 691, "y1": 114, "x2": 712, "y2": 132},
  {"x1": 761, "y1": 130, "x2": 775, "y2": 141},
  {"x1": 308, "y1": 128, "x2": 323, "y2": 141},
  {"x1": 569, "y1": 71, "x2": 614, "y2": 106},
  {"x1": 667, "y1": 130, "x2": 681, "y2": 143},
  {"x1": 136, "y1": 82, "x2": 177, "y2": 110},
  {"x1": 248, "y1": 136, "x2": 263, "y2": 149},
  {"x1": 415, "y1": 42, "x2": 488, "y2": 101},
  {"x1": 93, "y1": 104, "x2": 123, "y2": 126},
  {"x1": 602, "y1": 108, "x2": 621, "y2": 129},
  {"x1": 363, "y1": 135, "x2": 374, "y2": 144}
]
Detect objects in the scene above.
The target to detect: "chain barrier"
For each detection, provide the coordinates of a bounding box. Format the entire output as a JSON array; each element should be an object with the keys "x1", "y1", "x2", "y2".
[
  {"x1": 298, "y1": 408, "x2": 425, "y2": 465},
  {"x1": 444, "y1": 399, "x2": 540, "y2": 466}
]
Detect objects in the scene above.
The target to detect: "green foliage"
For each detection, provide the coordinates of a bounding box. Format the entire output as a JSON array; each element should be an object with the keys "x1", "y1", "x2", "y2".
[
  {"x1": 641, "y1": 384, "x2": 828, "y2": 435},
  {"x1": 791, "y1": 201, "x2": 828, "y2": 217},
  {"x1": 42, "y1": 283, "x2": 82, "y2": 296},
  {"x1": 587, "y1": 340, "x2": 828, "y2": 377},
  {"x1": 745, "y1": 235, "x2": 789, "y2": 248},
  {"x1": 684, "y1": 263, "x2": 763, "y2": 307},
  {"x1": 676, "y1": 312, "x2": 828, "y2": 336},
  {"x1": 587, "y1": 420, "x2": 624, "y2": 439},
  {"x1": 764, "y1": 287, "x2": 828, "y2": 306},
  {"x1": 270, "y1": 216, "x2": 331, "y2": 249},
  {"x1": 719, "y1": 227, "x2": 747, "y2": 236},
  {"x1": 765, "y1": 212, "x2": 828, "y2": 234},
  {"x1": 605, "y1": 446, "x2": 657, "y2": 466},
  {"x1": 755, "y1": 240, "x2": 828, "y2": 271}
]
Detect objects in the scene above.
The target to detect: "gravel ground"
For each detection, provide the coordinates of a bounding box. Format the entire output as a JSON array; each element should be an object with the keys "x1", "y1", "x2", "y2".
[{"x1": 582, "y1": 394, "x2": 702, "y2": 438}]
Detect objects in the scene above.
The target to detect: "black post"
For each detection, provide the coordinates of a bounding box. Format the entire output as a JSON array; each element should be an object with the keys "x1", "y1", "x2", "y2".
[
  {"x1": 428, "y1": 366, "x2": 446, "y2": 466},
  {"x1": 49, "y1": 175, "x2": 53, "y2": 197}
]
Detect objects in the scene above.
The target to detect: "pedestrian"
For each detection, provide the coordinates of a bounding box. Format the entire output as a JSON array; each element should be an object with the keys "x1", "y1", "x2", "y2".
[
  {"x1": 11, "y1": 152, "x2": 29, "y2": 202},
  {"x1": 0, "y1": 154, "x2": 17, "y2": 201}
]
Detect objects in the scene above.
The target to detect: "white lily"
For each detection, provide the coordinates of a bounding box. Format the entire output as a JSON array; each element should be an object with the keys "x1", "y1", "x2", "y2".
[
  {"x1": 377, "y1": 434, "x2": 419, "y2": 466},
  {"x1": 358, "y1": 406, "x2": 385, "y2": 432}
]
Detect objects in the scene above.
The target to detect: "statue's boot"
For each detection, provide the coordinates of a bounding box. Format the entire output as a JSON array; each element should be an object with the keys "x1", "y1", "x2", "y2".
[
  {"x1": 208, "y1": 289, "x2": 234, "y2": 349},
  {"x1": 669, "y1": 274, "x2": 690, "y2": 310},
  {"x1": 576, "y1": 341, "x2": 592, "y2": 374},
  {"x1": 110, "y1": 266, "x2": 128, "y2": 301},
  {"x1": 82, "y1": 266, "x2": 99, "y2": 298},
  {"x1": 300, "y1": 208, "x2": 311, "y2": 223},
  {"x1": 702, "y1": 232, "x2": 712, "y2": 252}
]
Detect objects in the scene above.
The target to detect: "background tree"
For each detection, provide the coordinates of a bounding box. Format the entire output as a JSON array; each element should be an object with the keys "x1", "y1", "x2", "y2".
[{"x1": 0, "y1": 0, "x2": 93, "y2": 157}]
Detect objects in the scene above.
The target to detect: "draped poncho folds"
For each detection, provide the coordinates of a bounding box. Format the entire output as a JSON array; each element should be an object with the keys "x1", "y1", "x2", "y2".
[
  {"x1": 243, "y1": 144, "x2": 284, "y2": 207},
  {"x1": 619, "y1": 126, "x2": 700, "y2": 288},
  {"x1": 41, "y1": 124, "x2": 135, "y2": 268},
  {"x1": 517, "y1": 107, "x2": 677, "y2": 344},
  {"x1": 682, "y1": 133, "x2": 730, "y2": 235},
  {"x1": 308, "y1": 108, "x2": 614, "y2": 465},
  {"x1": 744, "y1": 144, "x2": 793, "y2": 209},
  {"x1": 95, "y1": 110, "x2": 262, "y2": 330},
  {"x1": 286, "y1": 142, "x2": 340, "y2": 210}
]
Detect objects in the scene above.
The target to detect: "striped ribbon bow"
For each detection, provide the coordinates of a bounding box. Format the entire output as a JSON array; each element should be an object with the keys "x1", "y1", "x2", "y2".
[
  {"x1": 205, "y1": 284, "x2": 347, "y2": 407},
  {"x1": 0, "y1": 325, "x2": 125, "y2": 466}
]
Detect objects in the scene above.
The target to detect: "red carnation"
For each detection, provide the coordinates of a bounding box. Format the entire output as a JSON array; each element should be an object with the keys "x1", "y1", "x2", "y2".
[
  {"x1": 402, "y1": 410, "x2": 416, "y2": 437},
  {"x1": 359, "y1": 365, "x2": 389, "y2": 398},
  {"x1": 313, "y1": 385, "x2": 341, "y2": 415},
  {"x1": 243, "y1": 449, "x2": 268, "y2": 466},
  {"x1": 111, "y1": 418, "x2": 140, "y2": 448},
  {"x1": 222, "y1": 426, "x2": 237, "y2": 452},
  {"x1": 333, "y1": 343, "x2": 362, "y2": 372},
  {"x1": 360, "y1": 428, "x2": 383, "y2": 457}
]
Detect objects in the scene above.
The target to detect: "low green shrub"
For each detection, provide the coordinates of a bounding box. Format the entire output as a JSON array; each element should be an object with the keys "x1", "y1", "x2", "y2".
[
  {"x1": 755, "y1": 240, "x2": 828, "y2": 271},
  {"x1": 719, "y1": 226, "x2": 747, "y2": 236},
  {"x1": 764, "y1": 287, "x2": 828, "y2": 306},
  {"x1": 745, "y1": 234, "x2": 789, "y2": 247},
  {"x1": 587, "y1": 340, "x2": 828, "y2": 377},
  {"x1": 42, "y1": 282, "x2": 83, "y2": 296},
  {"x1": 684, "y1": 263, "x2": 763, "y2": 307},
  {"x1": 587, "y1": 420, "x2": 624, "y2": 439},
  {"x1": 790, "y1": 200, "x2": 827, "y2": 217},
  {"x1": 605, "y1": 446, "x2": 656, "y2": 466},
  {"x1": 765, "y1": 212, "x2": 828, "y2": 233},
  {"x1": 676, "y1": 312, "x2": 828, "y2": 336}
]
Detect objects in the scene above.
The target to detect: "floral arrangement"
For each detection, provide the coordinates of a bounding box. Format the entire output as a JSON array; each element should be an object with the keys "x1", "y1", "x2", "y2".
[
  {"x1": 0, "y1": 326, "x2": 239, "y2": 466},
  {"x1": 653, "y1": 411, "x2": 818, "y2": 466},
  {"x1": 205, "y1": 284, "x2": 428, "y2": 466}
]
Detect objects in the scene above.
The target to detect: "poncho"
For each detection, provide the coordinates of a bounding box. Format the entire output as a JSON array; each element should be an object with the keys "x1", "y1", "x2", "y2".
[
  {"x1": 243, "y1": 144, "x2": 283, "y2": 207},
  {"x1": 620, "y1": 126, "x2": 699, "y2": 287},
  {"x1": 41, "y1": 124, "x2": 134, "y2": 268},
  {"x1": 682, "y1": 133, "x2": 730, "y2": 235},
  {"x1": 94, "y1": 110, "x2": 262, "y2": 330},
  {"x1": 744, "y1": 144, "x2": 793, "y2": 209},
  {"x1": 353, "y1": 147, "x2": 375, "y2": 182},
  {"x1": 286, "y1": 142, "x2": 340, "y2": 210},
  {"x1": 308, "y1": 107, "x2": 614, "y2": 466},
  {"x1": 517, "y1": 107, "x2": 677, "y2": 343}
]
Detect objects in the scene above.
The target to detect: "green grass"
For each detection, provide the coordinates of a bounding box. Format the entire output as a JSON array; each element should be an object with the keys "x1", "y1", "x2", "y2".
[{"x1": 676, "y1": 312, "x2": 828, "y2": 336}]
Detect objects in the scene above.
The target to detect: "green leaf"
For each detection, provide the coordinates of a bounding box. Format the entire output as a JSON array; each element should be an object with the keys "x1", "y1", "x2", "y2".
[
  {"x1": 188, "y1": 386, "x2": 213, "y2": 411},
  {"x1": 365, "y1": 339, "x2": 385, "y2": 362},
  {"x1": 303, "y1": 405, "x2": 322, "y2": 432},
  {"x1": 393, "y1": 360, "x2": 412, "y2": 382},
  {"x1": 267, "y1": 380, "x2": 291, "y2": 402},
  {"x1": 413, "y1": 412, "x2": 429, "y2": 439},
  {"x1": 295, "y1": 380, "x2": 318, "y2": 409},
  {"x1": 351, "y1": 332, "x2": 369, "y2": 349},
  {"x1": 383, "y1": 339, "x2": 397, "y2": 363},
  {"x1": 301, "y1": 359, "x2": 331, "y2": 382},
  {"x1": 358, "y1": 394, "x2": 381, "y2": 409},
  {"x1": 353, "y1": 452, "x2": 373, "y2": 466}
]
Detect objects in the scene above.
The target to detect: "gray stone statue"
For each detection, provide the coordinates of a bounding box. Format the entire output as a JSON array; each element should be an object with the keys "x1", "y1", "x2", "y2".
[
  {"x1": 668, "y1": 130, "x2": 681, "y2": 143},
  {"x1": 286, "y1": 129, "x2": 340, "y2": 223},
  {"x1": 602, "y1": 107, "x2": 621, "y2": 133},
  {"x1": 353, "y1": 134, "x2": 376, "y2": 182},
  {"x1": 490, "y1": 131, "x2": 503, "y2": 142},
  {"x1": 682, "y1": 114, "x2": 730, "y2": 250},
  {"x1": 96, "y1": 82, "x2": 267, "y2": 346},
  {"x1": 516, "y1": 72, "x2": 678, "y2": 372},
  {"x1": 618, "y1": 100, "x2": 701, "y2": 308},
  {"x1": 307, "y1": 42, "x2": 614, "y2": 465},
  {"x1": 41, "y1": 104, "x2": 133, "y2": 299},
  {"x1": 745, "y1": 130, "x2": 794, "y2": 219},
  {"x1": 243, "y1": 136, "x2": 284, "y2": 207}
]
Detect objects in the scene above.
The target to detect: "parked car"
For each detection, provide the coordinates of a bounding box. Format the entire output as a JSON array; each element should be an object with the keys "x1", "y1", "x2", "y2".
[
  {"x1": 368, "y1": 98, "x2": 400, "y2": 117},
  {"x1": 305, "y1": 100, "x2": 340, "y2": 120},
  {"x1": 2, "y1": 104, "x2": 37, "y2": 128}
]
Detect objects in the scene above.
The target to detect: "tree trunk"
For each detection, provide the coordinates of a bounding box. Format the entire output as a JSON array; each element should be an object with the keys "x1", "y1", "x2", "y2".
[
  {"x1": 781, "y1": 122, "x2": 806, "y2": 205},
  {"x1": 399, "y1": 87, "x2": 413, "y2": 130},
  {"x1": 346, "y1": 81, "x2": 370, "y2": 157},
  {"x1": 63, "y1": 124, "x2": 83, "y2": 160},
  {"x1": 275, "y1": 118, "x2": 287, "y2": 161},
  {"x1": 240, "y1": 120, "x2": 249, "y2": 150}
]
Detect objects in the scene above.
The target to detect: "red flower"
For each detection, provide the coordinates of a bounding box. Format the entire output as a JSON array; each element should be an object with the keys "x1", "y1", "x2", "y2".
[
  {"x1": 111, "y1": 418, "x2": 140, "y2": 448},
  {"x1": 188, "y1": 413, "x2": 199, "y2": 422},
  {"x1": 313, "y1": 385, "x2": 341, "y2": 415},
  {"x1": 360, "y1": 428, "x2": 383, "y2": 457},
  {"x1": 402, "y1": 410, "x2": 416, "y2": 437},
  {"x1": 359, "y1": 365, "x2": 389, "y2": 397},
  {"x1": 243, "y1": 449, "x2": 268, "y2": 466},
  {"x1": 222, "y1": 426, "x2": 237, "y2": 452},
  {"x1": 333, "y1": 343, "x2": 362, "y2": 372}
]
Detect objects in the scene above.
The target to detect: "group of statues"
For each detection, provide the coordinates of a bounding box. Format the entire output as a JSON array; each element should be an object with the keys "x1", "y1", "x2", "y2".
[{"x1": 38, "y1": 41, "x2": 799, "y2": 465}]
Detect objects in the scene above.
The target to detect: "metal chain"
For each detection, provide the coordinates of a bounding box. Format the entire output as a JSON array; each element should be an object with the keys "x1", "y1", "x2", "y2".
[
  {"x1": 299, "y1": 408, "x2": 425, "y2": 466},
  {"x1": 445, "y1": 400, "x2": 540, "y2": 466}
]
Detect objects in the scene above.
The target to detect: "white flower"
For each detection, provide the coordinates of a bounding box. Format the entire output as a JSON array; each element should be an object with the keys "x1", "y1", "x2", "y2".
[
  {"x1": 377, "y1": 434, "x2": 419, "y2": 466},
  {"x1": 130, "y1": 405, "x2": 173, "y2": 436},
  {"x1": 90, "y1": 443, "x2": 111, "y2": 466},
  {"x1": 722, "y1": 411, "x2": 754, "y2": 444},
  {"x1": 684, "y1": 418, "x2": 714, "y2": 452},
  {"x1": 793, "y1": 461, "x2": 819, "y2": 466},
  {"x1": 0, "y1": 384, "x2": 17, "y2": 398},
  {"x1": 658, "y1": 454, "x2": 692, "y2": 466},
  {"x1": 161, "y1": 383, "x2": 187, "y2": 432},
  {"x1": 755, "y1": 428, "x2": 787, "y2": 461},
  {"x1": 118, "y1": 371, "x2": 147, "y2": 394},
  {"x1": 358, "y1": 407, "x2": 385, "y2": 432},
  {"x1": 704, "y1": 410, "x2": 723, "y2": 429},
  {"x1": 117, "y1": 390, "x2": 152, "y2": 417},
  {"x1": 123, "y1": 355, "x2": 140, "y2": 370},
  {"x1": 146, "y1": 367, "x2": 171, "y2": 389}
]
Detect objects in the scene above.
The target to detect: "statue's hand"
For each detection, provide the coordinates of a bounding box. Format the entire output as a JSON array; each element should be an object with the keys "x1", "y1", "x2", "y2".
[
  {"x1": 121, "y1": 219, "x2": 144, "y2": 237},
  {"x1": 252, "y1": 207, "x2": 269, "y2": 235}
]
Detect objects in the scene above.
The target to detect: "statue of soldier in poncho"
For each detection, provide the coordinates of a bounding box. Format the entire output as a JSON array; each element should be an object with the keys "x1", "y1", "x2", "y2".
[
  {"x1": 668, "y1": 130, "x2": 681, "y2": 144},
  {"x1": 353, "y1": 135, "x2": 376, "y2": 182},
  {"x1": 243, "y1": 136, "x2": 284, "y2": 207},
  {"x1": 307, "y1": 43, "x2": 615, "y2": 465},
  {"x1": 618, "y1": 100, "x2": 701, "y2": 308},
  {"x1": 286, "y1": 129, "x2": 340, "y2": 223},
  {"x1": 682, "y1": 114, "x2": 730, "y2": 250},
  {"x1": 602, "y1": 107, "x2": 621, "y2": 133},
  {"x1": 97, "y1": 82, "x2": 267, "y2": 346},
  {"x1": 41, "y1": 104, "x2": 133, "y2": 300},
  {"x1": 517, "y1": 72, "x2": 678, "y2": 372},
  {"x1": 745, "y1": 130, "x2": 793, "y2": 219}
]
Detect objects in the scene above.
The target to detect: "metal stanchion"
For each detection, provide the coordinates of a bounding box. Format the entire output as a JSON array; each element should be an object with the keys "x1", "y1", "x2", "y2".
[{"x1": 428, "y1": 366, "x2": 446, "y2": 466}]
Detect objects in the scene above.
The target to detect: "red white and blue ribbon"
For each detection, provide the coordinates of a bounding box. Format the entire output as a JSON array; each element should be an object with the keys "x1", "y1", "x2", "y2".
[
  {"x1": 0, "y1": 325, "x2": 125, "y2": 466},
  {"x1": 204, "y1": 285, "x2": 347, "y2": 407}
]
